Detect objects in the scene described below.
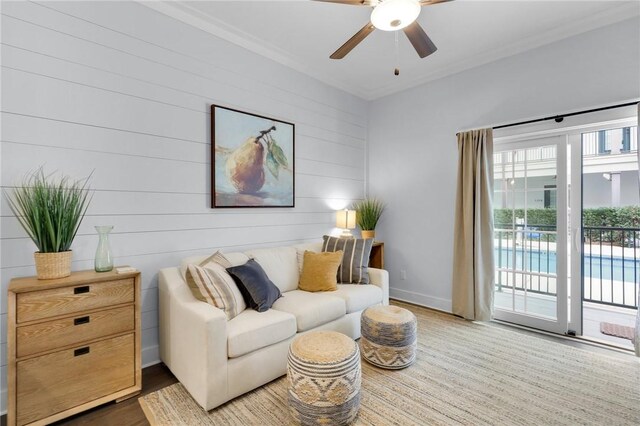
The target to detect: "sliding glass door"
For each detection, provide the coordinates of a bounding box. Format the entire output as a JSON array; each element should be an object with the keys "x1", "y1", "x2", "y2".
[
  {"x1": 492, "y1": 105, "x2": 638, "y2": 340},
  {"x1": 493, "y1": 137, "x2": 568, "y2": 334},
  {"x1": 576, "y1": 123, "x2": 639, "y2": 348}
]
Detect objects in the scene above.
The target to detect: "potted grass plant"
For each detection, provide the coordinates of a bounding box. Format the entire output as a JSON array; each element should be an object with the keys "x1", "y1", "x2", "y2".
[
  {"x1": 353, "y1": 198, "x2": 385, "y2": 240},
  {"x1": 4, "y1": 168, "x2": 92, "y2": 279}
]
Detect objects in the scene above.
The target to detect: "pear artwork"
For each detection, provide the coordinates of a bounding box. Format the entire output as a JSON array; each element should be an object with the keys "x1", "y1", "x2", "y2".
[
  {"x1": 225, "y1": 125, "x2": 289, "y2": 194},
  {"x1": 226, "y1": 136, "x2": 265, "y2": 194}
]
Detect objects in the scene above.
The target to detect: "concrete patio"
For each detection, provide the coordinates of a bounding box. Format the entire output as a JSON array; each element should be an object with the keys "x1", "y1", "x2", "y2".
[{"x1": 495, "y1": 289, "x2": 637, "y2": 350}]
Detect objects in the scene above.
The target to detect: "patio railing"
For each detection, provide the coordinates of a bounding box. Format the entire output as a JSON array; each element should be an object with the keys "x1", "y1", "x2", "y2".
[
  {"x1": 495, "y1": 224, "x2": 557, "y2": 296},
  {"x1": 494, "y1": 224, "x2": 639, "y2": 310},
  {"x1": 583, "y1": 226, "x2": 639, "y2": 309}
]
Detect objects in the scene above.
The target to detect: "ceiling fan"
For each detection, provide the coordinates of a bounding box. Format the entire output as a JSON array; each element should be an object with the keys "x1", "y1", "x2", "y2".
[{"x1": 316, "y1": 0, "x2": 451, "y2": 59}]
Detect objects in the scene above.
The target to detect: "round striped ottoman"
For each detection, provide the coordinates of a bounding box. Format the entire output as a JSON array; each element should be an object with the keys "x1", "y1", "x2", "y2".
[
  {"x1": 287, "y1": 331, "x2": 361, "y2": 426},
  {"x1": 361, "y1": 305, "x2": 417, "y2": 369}
]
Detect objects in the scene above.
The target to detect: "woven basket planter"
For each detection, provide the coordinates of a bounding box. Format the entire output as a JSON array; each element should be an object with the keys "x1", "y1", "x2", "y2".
[
  {"x1": 34, "y1": 251, "x2": 72, "y2": 280},
  {"x1": 361, "y1": 230, "x2": 375, "y2": 240}
]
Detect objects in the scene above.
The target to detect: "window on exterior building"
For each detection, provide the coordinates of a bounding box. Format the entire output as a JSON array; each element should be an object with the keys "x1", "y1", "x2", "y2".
[
  {"x1": 622, "y1": 127, "x2": 631, "y2": 152},
  {"x1": 544, "y1": 184, "x2": 557, "y2": 209},
  {"x1": 597, "y1": 130, "x2": 610, "y2": 154}
]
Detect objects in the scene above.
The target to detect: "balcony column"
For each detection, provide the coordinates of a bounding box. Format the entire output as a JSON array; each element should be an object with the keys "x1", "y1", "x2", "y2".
[
  {"x1": 610, "y1": 172, "x2": 621, "y2": 207},
  {"x1": 610, "y1": 128, "x2": 622, "y2": 154}
]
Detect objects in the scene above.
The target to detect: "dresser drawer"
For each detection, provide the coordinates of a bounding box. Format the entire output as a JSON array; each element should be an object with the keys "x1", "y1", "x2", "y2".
[
  {"x1": 16, "y1": 278, "x2": 134, "y2": 323},
  {"x1": 16, "y1": 333, "x2": 135, "y2": 426},
  {"x1": 16, "y1": 305, "x2": 134, "y2": 358}
]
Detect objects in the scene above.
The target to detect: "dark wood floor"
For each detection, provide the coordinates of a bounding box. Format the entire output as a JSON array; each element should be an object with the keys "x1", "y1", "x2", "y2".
[
  {"x1": 2, "y1": 306, "x2": 634, "y2": 426},
  {"x1": 0, "y1": 363, "x2": 178, "y2": 426}
]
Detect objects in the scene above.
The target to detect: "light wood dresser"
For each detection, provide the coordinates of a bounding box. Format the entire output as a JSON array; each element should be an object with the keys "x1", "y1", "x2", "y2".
[{"x1": 7, "y1": 268, "x2": 142, "y2": 426}]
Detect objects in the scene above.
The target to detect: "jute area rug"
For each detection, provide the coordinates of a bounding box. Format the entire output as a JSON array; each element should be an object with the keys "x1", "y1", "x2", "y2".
[{"x1": 139, "y1": 302, "x2": 640, "y2": 425}]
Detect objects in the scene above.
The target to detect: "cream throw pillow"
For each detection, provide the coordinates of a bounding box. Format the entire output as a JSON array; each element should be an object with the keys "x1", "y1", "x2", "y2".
[
  {"x1": 298, "y1": 250, "x2": 343, "y2": 292},
  {"x1": 185, "y1": 252, "x2": 246, "y2": 320},
  {"x1": 200, "y1": 250, "x2": 232, "y2": 269}
]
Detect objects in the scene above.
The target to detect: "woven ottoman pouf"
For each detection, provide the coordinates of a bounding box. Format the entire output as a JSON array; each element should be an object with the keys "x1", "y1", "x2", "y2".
[
  {"x1": 361, "y1": 305, "x2": 417, "y2": 369},
  {"x1": 287, "y1": 331, "x2": 361, "y2": 426}
]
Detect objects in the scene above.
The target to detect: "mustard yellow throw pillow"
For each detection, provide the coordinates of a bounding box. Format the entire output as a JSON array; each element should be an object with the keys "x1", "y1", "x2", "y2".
[{"x1": 299, "y1": 250, "x2": 343, "y2": 292}]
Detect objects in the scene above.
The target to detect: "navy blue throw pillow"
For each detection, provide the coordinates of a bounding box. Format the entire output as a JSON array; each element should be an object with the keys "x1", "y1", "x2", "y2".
[{"x1": 226, "y1": 259, "x2": 282, "y2": 312}]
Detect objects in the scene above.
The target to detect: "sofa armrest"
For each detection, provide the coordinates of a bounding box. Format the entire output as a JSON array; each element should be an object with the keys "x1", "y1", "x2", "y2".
[
  {"x1": 159, "y1": 267, "x2": 229, "y2": 410},
  {"x1": 368, "y1": 267, "x2": 389, "y2": 305}
]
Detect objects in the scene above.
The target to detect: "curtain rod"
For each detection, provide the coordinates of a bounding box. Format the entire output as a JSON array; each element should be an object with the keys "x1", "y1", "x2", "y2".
[
  {"x1": 492, "y1": 101, "x2": 639, "y2": 130},
  {"x1": 455, "y1": 101, "x2": 639, "y2": 136}
]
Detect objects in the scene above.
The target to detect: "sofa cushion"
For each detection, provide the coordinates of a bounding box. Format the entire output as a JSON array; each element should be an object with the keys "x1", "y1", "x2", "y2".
[
  {"x1": 298, "y1": 251, "x2": 343, "y2": 292},
  {"x1": 322, "y1": 235, "x2": 374, "y2": 284},
  {"x1": 292, "y1": 241, "x2": 323, "y2": 273},
  {"x1": 185, "y1": 262, "x2": 246, "y2": 320},
  {"x1": 226, "y1": 309, "x2": 297, "y2": 358},
  {"x1": 244, "y1": 246, "x2": 299, "y2": 293},
  {"x1": 292, "y1": 242, "x2": 323, "y2": 252},
  {"x1": 227, "y1": 259, "x2": 282, "y2": 313},
  {"x1": 332, "y1": 284, "x2": 383, "y2": 314},
  {"x1": 271, "y1": 290, "x2": 346, "y2": 332}
]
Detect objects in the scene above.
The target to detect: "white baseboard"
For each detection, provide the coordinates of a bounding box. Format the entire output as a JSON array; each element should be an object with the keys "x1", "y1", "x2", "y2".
[
  {"x1": 1, "y1": 388, "x2": 6, "y2": 416},
  {"x1": 390, "y1": 287, "x2": 452, "y2": 313},
  {"x1": 143, "y1": 359, "x2": 162, "y2": 369},
  {"x1": 142, "y1": 345, "x2": 161, "y2": 368}
]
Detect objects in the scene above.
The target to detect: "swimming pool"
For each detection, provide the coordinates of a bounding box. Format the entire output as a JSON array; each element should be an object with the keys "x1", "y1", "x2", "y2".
[{"x1": 494, "y1": 247, "x2": 640, "y2": 282}]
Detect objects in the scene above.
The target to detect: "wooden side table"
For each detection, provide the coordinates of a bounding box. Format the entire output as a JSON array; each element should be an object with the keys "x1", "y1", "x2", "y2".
[
  {"x1": 369, "y1": 242, "x2": 384, "y2": 269},
  {"x1": 7, "y1": 268, "x2": 142, "y2": 426}
]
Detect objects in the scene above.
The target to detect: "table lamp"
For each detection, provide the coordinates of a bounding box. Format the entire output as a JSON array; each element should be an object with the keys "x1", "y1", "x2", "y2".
[{"x1": 336, "y1": 209, "x2": 356, "y2": 238}]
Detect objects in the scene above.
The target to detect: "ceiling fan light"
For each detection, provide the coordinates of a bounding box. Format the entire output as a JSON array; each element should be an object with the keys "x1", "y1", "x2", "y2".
[{"x1": 371, "y1": 0, "x2": 421, "y2": 32}]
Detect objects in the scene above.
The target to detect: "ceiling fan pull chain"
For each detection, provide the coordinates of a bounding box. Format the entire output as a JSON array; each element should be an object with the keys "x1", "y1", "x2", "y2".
[{"x1": 394, "y1": 31, "x2": 400, "y2": 76}]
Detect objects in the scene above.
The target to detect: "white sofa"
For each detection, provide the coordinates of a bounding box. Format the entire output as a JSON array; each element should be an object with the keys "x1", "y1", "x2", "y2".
[{"x1": 158, "y1": 241, "x2": 389, "y2": 411}]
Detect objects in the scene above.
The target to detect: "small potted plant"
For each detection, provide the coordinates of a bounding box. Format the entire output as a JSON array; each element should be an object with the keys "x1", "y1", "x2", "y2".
[
  {"x1": 4, "y1": 168, "x2": 92, "y2": 279},
  {"x1": 353, "y1": 198, "x2": 385, "y2": 240}
]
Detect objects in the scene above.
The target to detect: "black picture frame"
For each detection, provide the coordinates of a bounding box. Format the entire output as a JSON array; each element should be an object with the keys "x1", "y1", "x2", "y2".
[{"x1": 211, "y1": 105, "x2": 295, "y2": 208}]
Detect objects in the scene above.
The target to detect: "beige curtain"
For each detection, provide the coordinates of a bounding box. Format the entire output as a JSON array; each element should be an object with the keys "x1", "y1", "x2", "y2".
[{"x1": 452, "y1": 128, "x2": 495, "y2": 321}]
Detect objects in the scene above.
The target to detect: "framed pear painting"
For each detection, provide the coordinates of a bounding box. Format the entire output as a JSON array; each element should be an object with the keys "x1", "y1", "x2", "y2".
[{"x1": 211, "y1": 105, "x2": 295, "y2": 208}]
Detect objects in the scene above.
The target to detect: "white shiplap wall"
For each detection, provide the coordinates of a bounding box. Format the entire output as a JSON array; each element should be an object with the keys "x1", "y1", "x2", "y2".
[{"x1": 0, "y1": 1, "x2": 368, "y2": 412}]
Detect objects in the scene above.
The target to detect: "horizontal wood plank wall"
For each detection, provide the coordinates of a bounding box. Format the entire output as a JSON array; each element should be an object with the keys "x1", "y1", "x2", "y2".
[{"x1": 0, "y1": 1, "x2": 368, "y2": 413}]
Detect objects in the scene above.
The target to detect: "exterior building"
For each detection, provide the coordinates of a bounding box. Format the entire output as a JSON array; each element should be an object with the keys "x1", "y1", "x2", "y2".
[{"x1": 494, "y1": 126, "x2": 639, "y2": 210}]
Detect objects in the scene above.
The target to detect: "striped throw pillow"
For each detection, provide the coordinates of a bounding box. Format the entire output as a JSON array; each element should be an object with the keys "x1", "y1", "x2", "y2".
[
  {"x1": 200, "y1": 250, "x2": 232, "y2": 269},
  {"x1": 185, "y1": 262, "x2": 246, "y2": 320},
  {"x1": 322, "y1": 235, "x2": 374, "y2": 284}
]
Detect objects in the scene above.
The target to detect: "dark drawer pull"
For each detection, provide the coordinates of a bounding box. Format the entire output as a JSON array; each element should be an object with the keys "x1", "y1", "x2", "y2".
[
  {"x1": 74, "y1": 316, "x2": 90, "y2": 325},
  {"x1": 74, "y1": 347, "x2": 90, "y2": 357},
  {"x1": 74, "y1": 286, "x2": 90, "y2": 294}
]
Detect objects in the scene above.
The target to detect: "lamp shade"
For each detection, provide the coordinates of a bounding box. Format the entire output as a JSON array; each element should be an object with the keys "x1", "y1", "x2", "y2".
[
  {"x1": 371, "y1": 0, "x2": 421, "y2": 32},
  {"x1": 336, "y1": 209, "x2": 356, "y2": 230}
]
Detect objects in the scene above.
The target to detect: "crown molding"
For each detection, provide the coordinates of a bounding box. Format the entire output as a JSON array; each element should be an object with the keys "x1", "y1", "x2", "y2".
[
  {"x1": 140, "y1": 1, "x2": 371, "y2": 100},
  {"x1": 368, "y1": 2, "x2": 640, "y2": 99},
  {"x1": 141, "y1": 1, "x2": 639, "y2": 101}
]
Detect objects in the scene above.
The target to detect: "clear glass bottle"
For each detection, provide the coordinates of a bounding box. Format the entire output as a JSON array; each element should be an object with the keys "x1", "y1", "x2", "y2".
[{"x1": 95, "y1": 226, "x2": 114, "y2": 272}]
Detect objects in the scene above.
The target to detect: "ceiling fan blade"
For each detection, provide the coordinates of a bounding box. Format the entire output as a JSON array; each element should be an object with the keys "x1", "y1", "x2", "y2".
[
  {"x1": 403, "y1": 22, "x2": 437, "y2": 58},
  {"x1": 330, "y1": 22, "x2": 376, "y2": 59},
  {"x1": 419, "y1": 0, "x2": 453, "y2": 5}
]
